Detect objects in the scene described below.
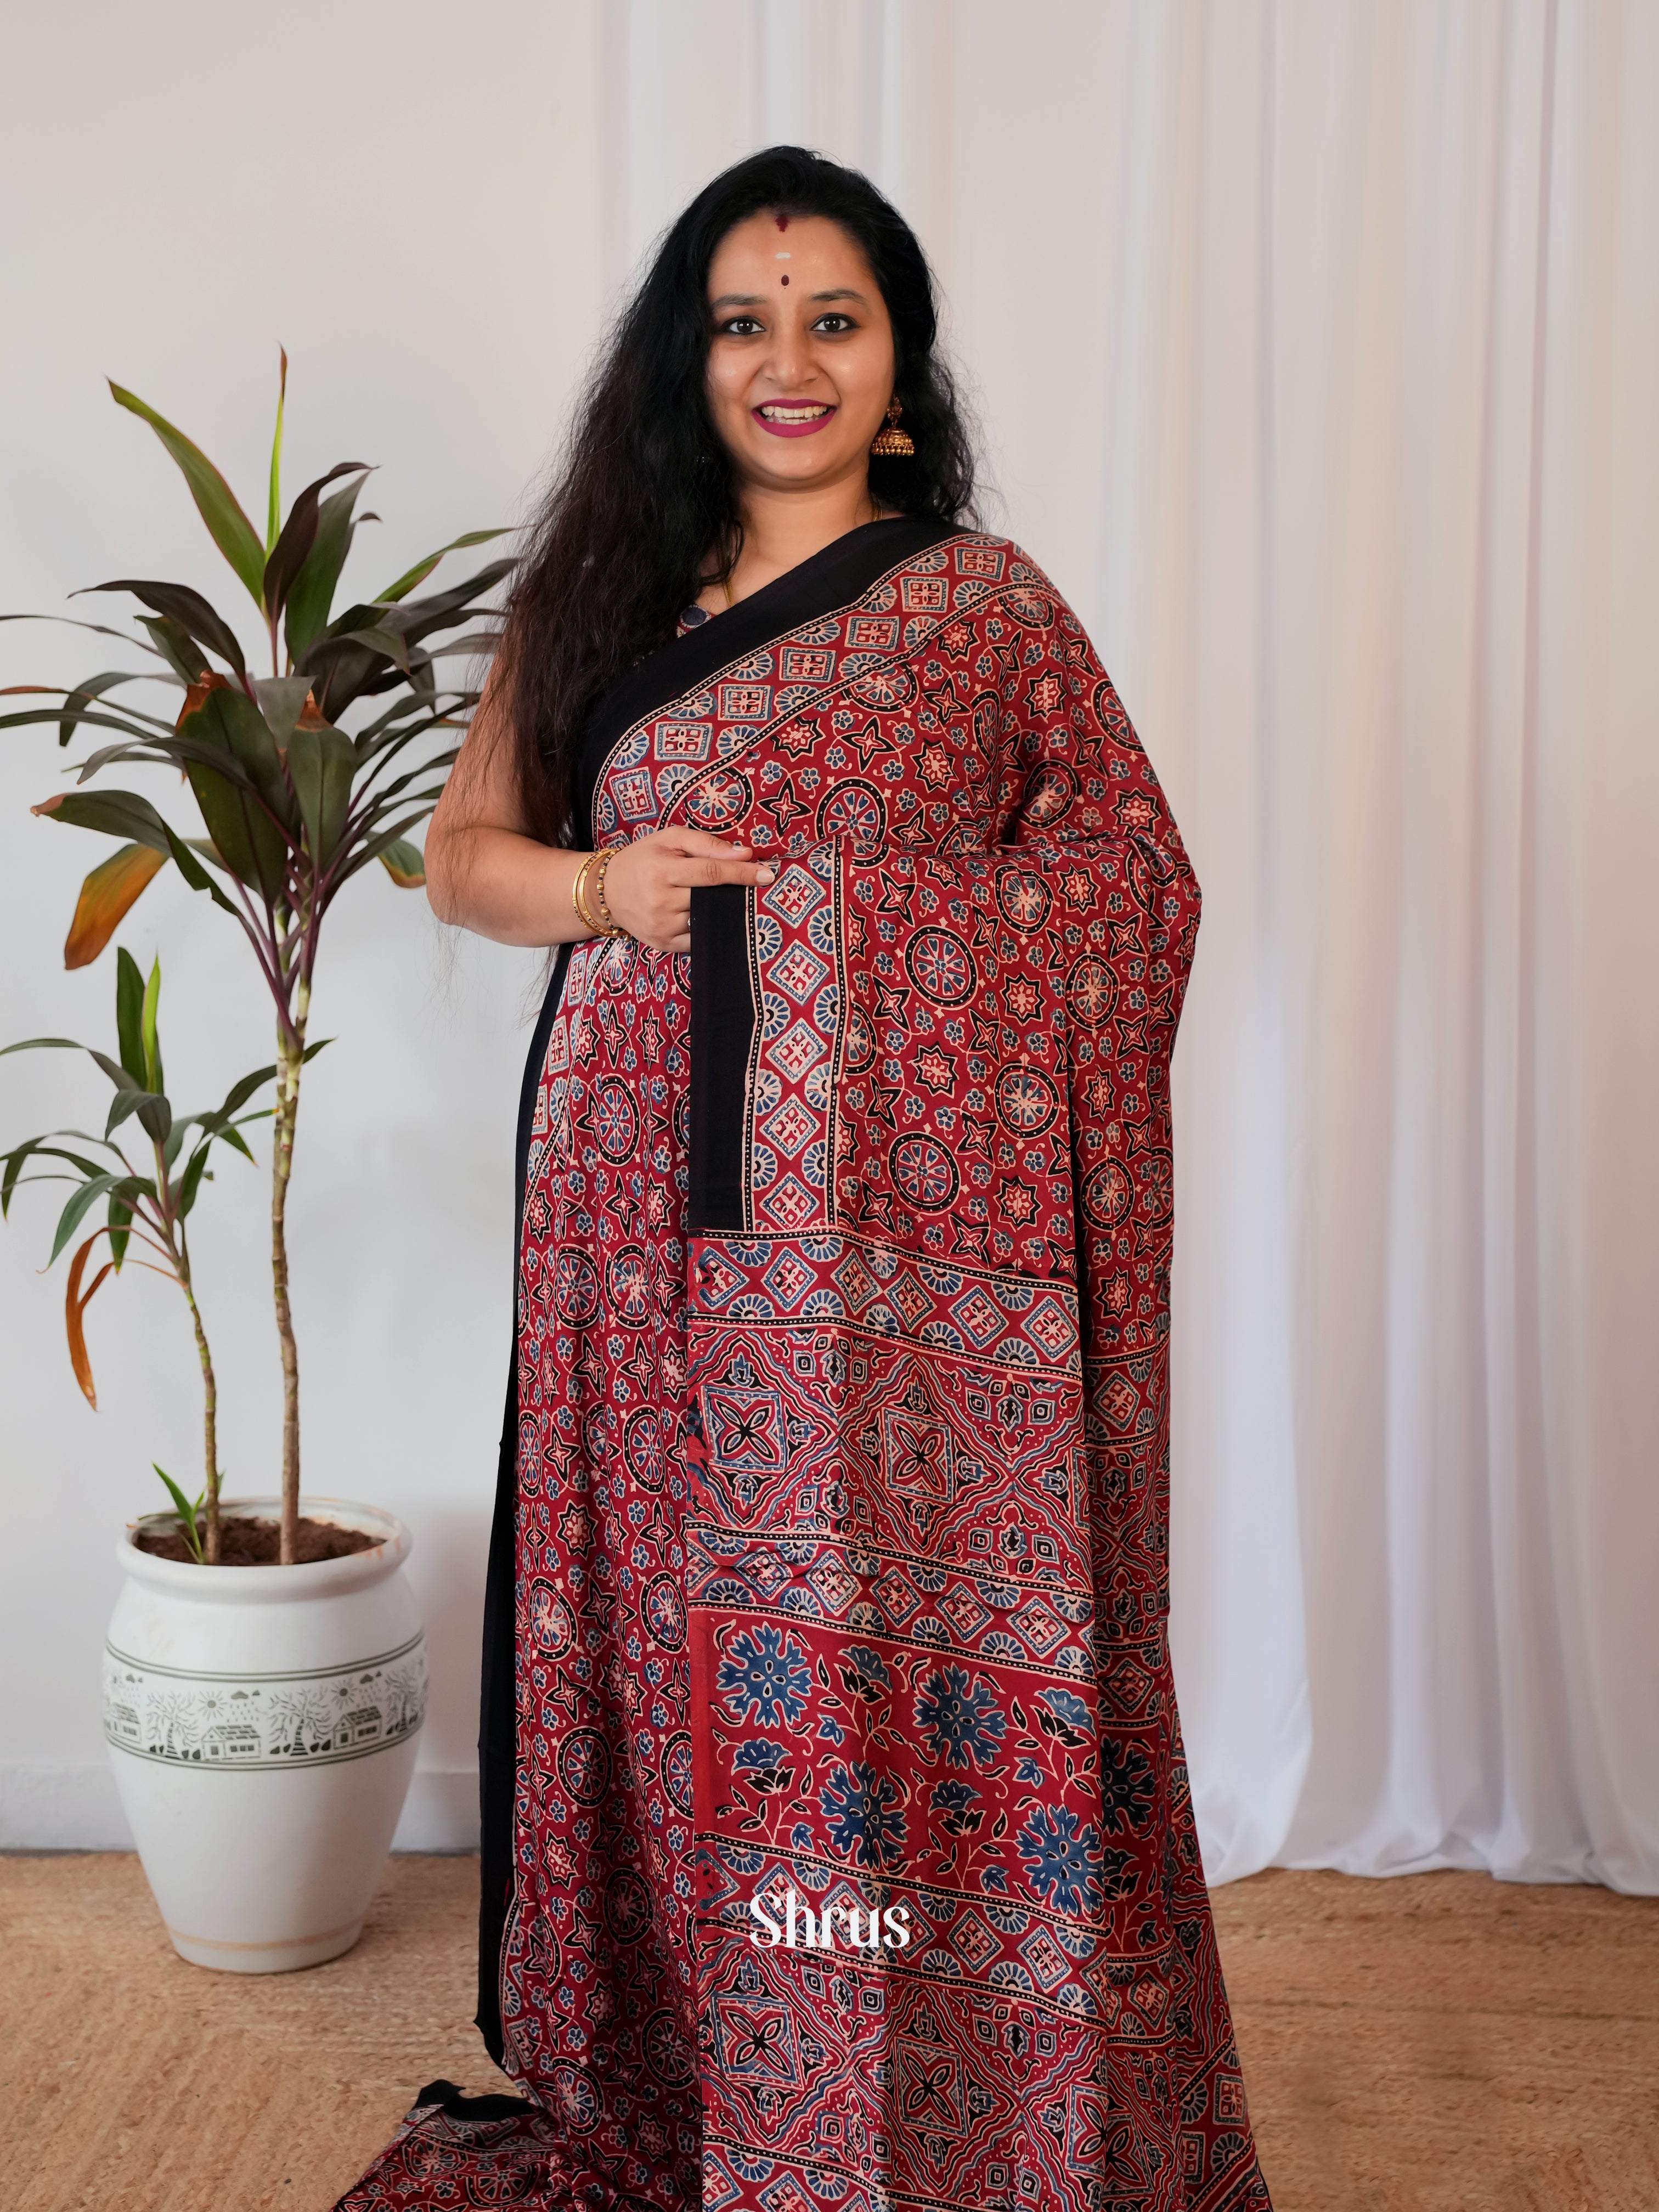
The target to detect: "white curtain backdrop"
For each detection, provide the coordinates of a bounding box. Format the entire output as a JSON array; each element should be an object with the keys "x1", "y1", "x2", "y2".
[{"x1": 1, "y1": 1, "x2": 1653, "y2": 1884}]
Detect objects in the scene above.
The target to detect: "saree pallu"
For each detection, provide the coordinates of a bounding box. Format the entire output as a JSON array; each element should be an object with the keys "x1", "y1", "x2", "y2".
[{"x1": 338, "y1": 520, "x2": 1271, "y2": 2212}]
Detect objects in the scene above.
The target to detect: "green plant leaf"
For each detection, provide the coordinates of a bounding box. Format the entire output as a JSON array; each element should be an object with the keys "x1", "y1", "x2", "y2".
[
  {"x1": 105, "y1": 1082, "x2": 171, "y2": 1146},
  {"x1": 332, "y1": 623, "x2": 410, "y2": 670},
  {"x1": 159, "y1": 818, "x2": 242, "y2": 919},
  {"x1": 286, "y1": 716, "x2": 356, "y2": 870},
  {"x1": 75, "y1": 579, "x2": 246, "y2": 678},
  {"x1": 151, "y1": 1465, "x2": 205, "y2": 1562},
  {"x1": 262, "y1": 461, "x2": 369, "y2": 624},
  {"x1": 108, "y1": 382, "x2": 266, "y2": 608},
  {"x1": 115, "y1": 947, "x2": 146, "y2": 1085},
  {"x1": 266, "y1": 347, "x2": 287, "y2": 555},
  {"x1": 54, "y1": 672, "x2": 177, "y2": 748},
  {"x1": 140, "y1": 956, "x2": 163, "y2": 1094},
  {"x1": 334, "y1": 811, "x2": 433, "y2": 889},
  {"x1": 50, "y1": 1172, "x2": 129, "y2": 1263},
  {"x1": 284, "y1": 474, "x2": 371, "y2": 665},
  {"x1": 178, "y1": 1142, "x2": 213, "y2": 1217},
  {"x1": 2, "y1": 1137, "x2": 110, "y2": 1219},
  {"x1": 137, "y1": 615, "x2": 209, "y2": 685},
  {"x1": 376, "y1": 528, "x2": 511, "y2": 605},
  {"x1": 0, "y1": 612, "x2": 168, "y2": 656},
  {"x1": 378, "y1": 837, "x2": 425, "y2": 888},
  {"x1": 0, "y1": 1036, "x2": 87, "y2": 1058},
  {"x1": 32, "y1": 787, "x2": 174, "y2": 854},
  {"x1": 178, "y1": 685, "x2": 296, "y2": 896},
  {"x1": 252, "y1": 676, "x2": 313, "y2": 751},
  {"x1": 107, "y1": 1189, "x2": 131, "y2": 1271}
]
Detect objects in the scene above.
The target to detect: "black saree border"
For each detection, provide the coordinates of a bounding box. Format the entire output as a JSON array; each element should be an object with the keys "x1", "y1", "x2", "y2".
[
  {"x1": 476, "y1": 941, "x2": 571, "y2": 2061},
  {"x1": 687, "y1": 883, "x2": 757, "y2": 1232},
  {"x1": 576, "y1": 512, "x2": 962, "y2": 831}
]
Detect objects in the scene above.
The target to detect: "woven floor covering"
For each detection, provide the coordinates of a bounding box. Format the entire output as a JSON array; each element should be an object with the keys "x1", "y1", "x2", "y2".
[{"x1": 1, "y1": 1855, "x2": 1654, "y2": 2212}]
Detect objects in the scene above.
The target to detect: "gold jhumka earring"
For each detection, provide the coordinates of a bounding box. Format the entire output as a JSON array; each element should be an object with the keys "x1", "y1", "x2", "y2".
[{"x1": 870, "y1": 399, "x2": 915, "y2": 456}]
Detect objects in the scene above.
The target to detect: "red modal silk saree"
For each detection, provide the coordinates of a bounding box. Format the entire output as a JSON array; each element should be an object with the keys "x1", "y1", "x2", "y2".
[{"x1": 337, "y1": 519, "x2": 1271, "y2": 2212}]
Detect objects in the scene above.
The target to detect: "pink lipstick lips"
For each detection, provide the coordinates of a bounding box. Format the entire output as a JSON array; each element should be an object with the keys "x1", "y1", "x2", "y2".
[{"x1": 752, "y1": 399, "x2": 837, "y2": 438}]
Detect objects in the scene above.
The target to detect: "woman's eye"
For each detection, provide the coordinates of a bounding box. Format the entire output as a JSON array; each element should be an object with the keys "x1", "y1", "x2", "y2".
[
  {"x1": 718, "y1": 316, "x2": 764, "y2": 337},
  {"x1": 813, "y1": 314, "x2": 855, "y2": 335}
]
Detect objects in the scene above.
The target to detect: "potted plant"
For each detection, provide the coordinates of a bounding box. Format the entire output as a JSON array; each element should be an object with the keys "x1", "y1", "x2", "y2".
[{"x1": 1, "y1": 359, "x2": 510, "y2": 1970}]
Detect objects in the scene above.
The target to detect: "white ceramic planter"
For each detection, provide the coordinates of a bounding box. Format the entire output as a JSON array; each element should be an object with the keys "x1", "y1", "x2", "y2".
[{"x1": 103, "y1": 1496, "x2": 425, "y2": 1973}]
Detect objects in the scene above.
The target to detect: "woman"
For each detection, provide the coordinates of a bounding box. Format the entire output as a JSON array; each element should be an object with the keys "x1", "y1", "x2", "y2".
[{"x1": 340, "y1": 147, "x2": 1271, "y2": 2212}]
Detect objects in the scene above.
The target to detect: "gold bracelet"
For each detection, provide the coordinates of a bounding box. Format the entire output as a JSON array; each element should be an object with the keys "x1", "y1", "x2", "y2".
[
  {"x1": 588, "y1": 847, "x2": 619, "y2": 934},
  {"x1": 572, "y1": 848, "x2": 622, "y2": 939},
  {"x1": 572, "y1": 850, "x2": 605, "y2": 936}
]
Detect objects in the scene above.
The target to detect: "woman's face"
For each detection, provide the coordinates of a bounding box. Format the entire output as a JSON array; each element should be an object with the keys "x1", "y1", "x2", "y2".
[{"x1": 704, "y1": 210, "x2": 896, "y2": 498}]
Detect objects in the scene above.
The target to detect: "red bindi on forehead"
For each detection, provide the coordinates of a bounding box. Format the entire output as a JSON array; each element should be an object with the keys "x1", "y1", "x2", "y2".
[{"x1": 775, "y1": 212, "x2": 789, "y2": 230}]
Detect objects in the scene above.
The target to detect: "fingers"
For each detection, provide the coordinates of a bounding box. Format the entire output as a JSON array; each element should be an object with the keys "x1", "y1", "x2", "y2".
[
  {"x1": 680, "y1": 857, "x2": 776, "y2": 888},
  {"x1": 663, "y1": 827, "x2": 757, "y2": 859}
]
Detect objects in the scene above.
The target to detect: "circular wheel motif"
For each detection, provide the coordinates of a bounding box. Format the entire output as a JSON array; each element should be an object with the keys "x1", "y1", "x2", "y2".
[
  {"x1": 644, "y1": 2008, "x2": 695, "y2": 2085},
  {"x1": 1022, "y1": 760, "x2": 1076, "y2": 827},
  {"x1": 644, "y1": 1570, "x2": 686, "y2": 1652},
  {"x1": 1082, "y1": 1158, "x2": 1133, "y2": 1229},
  {"x1": 997, "y1": 870, "x2": 1053, "y2": 932},
  {"x1": 605, "y1": 1243, "x2": 651, "y2": 1324},
  {"x1": 605, "y1": 1865, "x2": 652, "y2": 1944},
  {"x1": 685, "y1": 769, "x2": 752, "y2": 830},
  {"x1": 552, "y1": 1249, "x2": 600, "y2": 1325},
  {"x1": 816, "y1": 777, "x2": 886, "y2": 844},
  {"x1": 590, "y1": 1077, "x2": 638, "y2": 1164},
  {"x1": 558, "y1": 1725, "x2": 611, "y2": 1805},
  {"x1": 849, "y1": 664, "x2": 915, "y2": 709},
  {"x1": 661, "y1": 1729, "x2": 695, "y2": 1815},
  {"x1": 1125, "y1": 837, "x2": 1171, "y2": 916},
  {"x1": 528, "y1": 1578, "x2": 575, "y2": 1657},
  {"x1": 1005, "y1": 589, "x2": 1055, "y2": 628},
  {"x1": 623, "y1": 1406, "x2": 665, "y2": 1491},
  {"x1": 1135, "y1": 1146, "x2": 1175, "y2": 1224},
  {"x1": 903, "y1": 925, "x2": 975, "y2": 1007},
  {"x1": 888, "y1": 1133, "x2": 960, "y2": 1211},
  {"x1": 1066, "y1": 955, "x2": 1117, "y2": 1028},
  {"x1": 842, "y1": 1005, "x2": 876, "y2": 1073},
  {"x1": 552, "y1": 2065, "x2": 603, "y2": 2131},
  {"x1": 971, "y1": 690, "x2": 1002, "y2": 754},
  {"x1": 997, "y1": 1064, "x2": 1059, "y2": 1134}
]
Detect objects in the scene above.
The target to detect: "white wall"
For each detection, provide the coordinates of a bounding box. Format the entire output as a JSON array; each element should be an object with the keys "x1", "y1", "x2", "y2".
[{"x1": 3, "y1": 2, "x2": 1656, "y2": 1884}]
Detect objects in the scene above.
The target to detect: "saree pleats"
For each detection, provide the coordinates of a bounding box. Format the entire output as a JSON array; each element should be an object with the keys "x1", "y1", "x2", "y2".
[{"x1": 336, "y1": 523, "x2": 1269, "y2": 2212}]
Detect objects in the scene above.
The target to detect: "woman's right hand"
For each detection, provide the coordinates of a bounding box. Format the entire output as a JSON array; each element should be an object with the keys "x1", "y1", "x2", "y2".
[{"x1": 600, "y1": 827, "x2": 776, "y2": 953}]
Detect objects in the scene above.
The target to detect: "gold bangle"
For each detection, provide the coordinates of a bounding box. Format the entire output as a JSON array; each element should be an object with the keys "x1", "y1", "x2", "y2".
[
  {"x1": 572, "y1": 850, "x2": 606, "y2": 936},
  {"x1": 572, "y1": 847, "x2": 621, "y2": 939},
  {"x1": 589, "y1": 847, "x2": 619, "y2": 934}
]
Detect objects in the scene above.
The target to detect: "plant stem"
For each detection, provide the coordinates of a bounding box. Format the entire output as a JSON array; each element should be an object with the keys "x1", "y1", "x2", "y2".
[
  {"x1": 272, "y1": 929, "x2": 309, "y2": 1565},
  {"x1": 176, "y1": 1235, "x2": 222, "y2": 1565},
  {"x1": 148, "y1": 1137, "x2": 223, "y2": 1565}
]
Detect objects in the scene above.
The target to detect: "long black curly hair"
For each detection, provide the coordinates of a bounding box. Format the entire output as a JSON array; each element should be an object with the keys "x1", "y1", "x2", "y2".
[{"x1": 499, "y1": 144, "x2": 979, "y2": 842}]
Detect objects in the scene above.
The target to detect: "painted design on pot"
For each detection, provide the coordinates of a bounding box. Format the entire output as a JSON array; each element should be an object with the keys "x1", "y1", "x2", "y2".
[{"x1": 101, "y1": 1632, "x2": 426, "y2": 1769}]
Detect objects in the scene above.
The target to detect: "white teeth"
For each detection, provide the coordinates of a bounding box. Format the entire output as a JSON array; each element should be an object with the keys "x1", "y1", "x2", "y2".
[{"x1": 760, "y1": 404, "x2": 830, "y2": 421}]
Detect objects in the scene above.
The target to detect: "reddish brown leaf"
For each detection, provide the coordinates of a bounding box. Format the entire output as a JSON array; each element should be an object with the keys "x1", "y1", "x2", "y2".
[
  {"x1": 65, "y1": 1235, "x2": 114, "y2": 1408},
  {"x1": 176, "y1": 670, "x2": 231, "y2": 729},
  {"x1": 64, "y1": 843, "x2": 168, "y2": 969}
]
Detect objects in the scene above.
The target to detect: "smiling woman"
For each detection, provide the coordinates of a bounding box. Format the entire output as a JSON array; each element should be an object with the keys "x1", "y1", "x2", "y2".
[{"x1": 342, "y1": 146, "x2": 1272, "y2": 2212}]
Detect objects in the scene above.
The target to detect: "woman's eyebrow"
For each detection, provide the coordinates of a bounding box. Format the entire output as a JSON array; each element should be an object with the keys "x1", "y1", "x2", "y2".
[
  {"x1": 809, "y1": 287, "x2": 867, "y2": 303},
  {"x1": 710, "y1": 292, "x2": 767, "y2": 309}
]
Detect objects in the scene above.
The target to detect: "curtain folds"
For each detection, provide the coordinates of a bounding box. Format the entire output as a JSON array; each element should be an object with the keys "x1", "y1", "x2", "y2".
[{"x1": 585, "y1": 0, "x2": 1659, "y2": 1891}]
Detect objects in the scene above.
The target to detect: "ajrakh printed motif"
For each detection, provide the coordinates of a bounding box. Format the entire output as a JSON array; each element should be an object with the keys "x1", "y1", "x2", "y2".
[{"x1": 336, "y1": 531, "x2": 1269, "y2": 2212}]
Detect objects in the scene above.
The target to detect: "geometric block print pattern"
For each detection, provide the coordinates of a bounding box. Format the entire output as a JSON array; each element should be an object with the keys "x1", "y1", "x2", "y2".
[{"x1": 334, "y1": 531, "x2": 1269, "y2": 2212}]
